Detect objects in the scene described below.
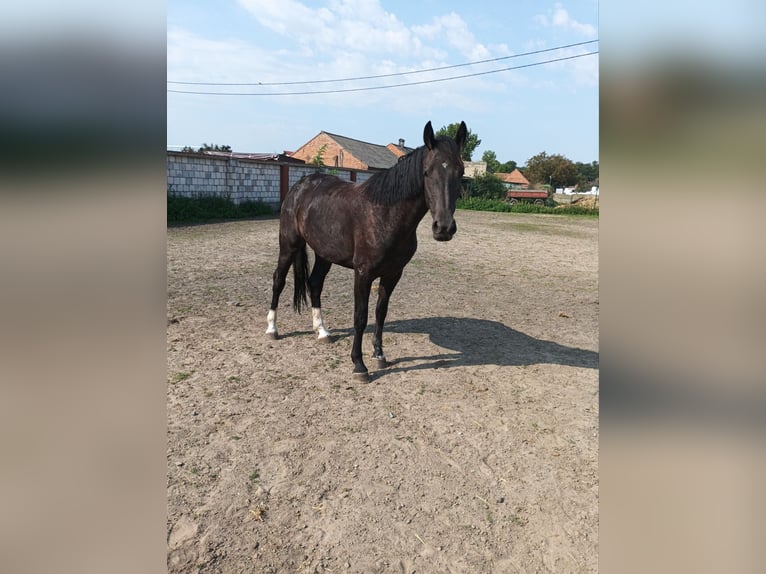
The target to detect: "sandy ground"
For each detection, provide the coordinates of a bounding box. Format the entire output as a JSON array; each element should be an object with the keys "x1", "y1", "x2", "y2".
[{"x1": 167, "y1": 209, "x2": 599, "y2": 573}]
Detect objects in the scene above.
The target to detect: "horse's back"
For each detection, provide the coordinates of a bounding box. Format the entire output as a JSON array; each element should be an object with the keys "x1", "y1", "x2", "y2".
[{"x1": 283, "y1": 173, "x2": 361, "y2": 266}]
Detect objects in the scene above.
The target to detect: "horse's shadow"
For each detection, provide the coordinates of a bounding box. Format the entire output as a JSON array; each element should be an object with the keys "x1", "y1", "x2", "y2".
[{"x1": 333, "y1": 316, "x2": 598, "y2": 378}]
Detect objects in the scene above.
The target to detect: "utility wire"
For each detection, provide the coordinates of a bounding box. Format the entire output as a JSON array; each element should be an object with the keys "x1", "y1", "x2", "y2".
[
  {"x1": 168, "y1": 50, "x2": 598, "y2": 96},
  {"x1": 168, "y1": 39, "x2": 598, "y2": 87}
]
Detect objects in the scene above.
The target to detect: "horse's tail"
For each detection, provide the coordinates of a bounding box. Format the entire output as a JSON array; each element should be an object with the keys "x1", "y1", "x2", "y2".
[{"x1": 292, "y1": 244, "x2": 310, "y2": 313}]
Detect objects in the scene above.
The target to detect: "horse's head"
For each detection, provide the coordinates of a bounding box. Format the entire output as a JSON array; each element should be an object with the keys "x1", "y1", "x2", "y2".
[{"x1": 422, "y1": 120, "x2": 467, "y2": 241}]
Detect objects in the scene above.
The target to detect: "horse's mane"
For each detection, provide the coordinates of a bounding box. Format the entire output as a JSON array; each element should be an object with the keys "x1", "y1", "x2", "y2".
[{"x1": 362, "y1": 146, "x2": 426, "y2": 205}]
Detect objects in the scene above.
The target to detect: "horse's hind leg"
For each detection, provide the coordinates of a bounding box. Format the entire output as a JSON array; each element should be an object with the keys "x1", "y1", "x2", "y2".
[
  {"x1": 372, "y1": 269, "x2": 403, "y2": 369},
  {"x1": 266, "y1": 237, "x2": 300, "y2": 339},
  {"x1": 308, "y1": 255, "x2": 333, "y2": 342},
  {"x1": 351, "y1": 271, "x2": 375, "y2": 381}
]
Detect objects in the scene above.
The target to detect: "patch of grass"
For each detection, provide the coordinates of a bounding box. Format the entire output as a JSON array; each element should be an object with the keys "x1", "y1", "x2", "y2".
[
  {"x1": 249, "y1": 470, "x2": 260, "y2": 483},
  {"x1": 171, "y1": 371, "x2": 192, "y2": 383},
  {"x1": 503, "y1": 221, "x2": 588, "y2": 238}
]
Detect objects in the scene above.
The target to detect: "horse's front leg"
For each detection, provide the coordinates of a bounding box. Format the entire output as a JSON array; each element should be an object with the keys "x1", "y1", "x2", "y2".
[
  {"x1": 351, "y1": 271, "x2": 374, "y2": 382},
  {"x1": 308, "y1": 255, "x2": 333, "y2": 342},
  {"x1": 372, "y1": 269, "x2": 403, "y2": 370}
]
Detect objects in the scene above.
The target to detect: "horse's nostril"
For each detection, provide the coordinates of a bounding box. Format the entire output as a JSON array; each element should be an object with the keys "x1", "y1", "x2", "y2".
[{"x1": 433, "y1": 220, "x2": 455, "y2": 234}]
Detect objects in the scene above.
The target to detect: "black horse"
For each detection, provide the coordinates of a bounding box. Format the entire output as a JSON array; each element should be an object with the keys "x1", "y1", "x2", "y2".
[{"x1": 266, "y1": 120, "x2": 467, "y2": 381}]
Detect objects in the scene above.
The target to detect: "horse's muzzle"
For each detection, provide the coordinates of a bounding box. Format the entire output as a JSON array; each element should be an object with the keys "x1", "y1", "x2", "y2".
[{"x1": 432, "y1": 219, "x2": 457, "y2": 241}]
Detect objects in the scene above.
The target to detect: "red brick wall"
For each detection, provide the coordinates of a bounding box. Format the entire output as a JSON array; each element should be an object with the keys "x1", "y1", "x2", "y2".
[
  {"x1": 291, "y1": 133, "x2": 368, "y2": 170},
  {"x1": 386, "y1": 143, "x2": 406, "y2": 158}
]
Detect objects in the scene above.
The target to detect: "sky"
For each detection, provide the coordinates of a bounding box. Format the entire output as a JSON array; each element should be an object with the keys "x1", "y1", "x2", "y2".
[{"x1": 167, "y1": 0, "x2": 599, "y2": 165}]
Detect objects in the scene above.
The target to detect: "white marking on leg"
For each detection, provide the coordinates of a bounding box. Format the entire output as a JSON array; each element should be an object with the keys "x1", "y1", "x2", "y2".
[
  {"x1": 312, "y1": 307, "x2": 331, "y2": 340},
  {"x1": 266, "y1": 309, "x2": 278, "y2": 336}
]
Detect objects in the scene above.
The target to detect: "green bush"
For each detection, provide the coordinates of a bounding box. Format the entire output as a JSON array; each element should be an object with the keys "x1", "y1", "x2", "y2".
[
  {"x1": 464, "y1": 173, "x2": 506, "y2": 200},
  {"x1": 168, "y1": 194, "x2": 272, "y2": 224},
  {"x1": 456, "y1": 197, "x2": 512, "y2": 212},
  {"x1": 456, "y1": 197, "x2": 598, "y2": 217}
]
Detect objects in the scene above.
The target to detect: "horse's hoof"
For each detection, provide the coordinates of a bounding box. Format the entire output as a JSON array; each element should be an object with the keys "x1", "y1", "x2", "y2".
[
  {"x1": 352, "y1": 370, "x2": 370, "y2": 383},
  {"x1": 266, "y1": 331, "x2": 278, "y2": 340},
  {"x1": 317, "y1": 335, "x2": 333, "y2": 344},
  {"x1": 374, "y1": 358, "x2": 389, "y2": 370}
]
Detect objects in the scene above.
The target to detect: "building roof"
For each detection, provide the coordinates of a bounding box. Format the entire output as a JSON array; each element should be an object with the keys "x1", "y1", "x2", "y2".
[
  {"x1": 324, "y1": 131, "x2": 414, "y2": 170},
  {"x1": 495, "y1": 168, "x2": 530, "y2": 185},
  {"x1": 201, "y1": 151, "x2": 306, "y2": 163}
]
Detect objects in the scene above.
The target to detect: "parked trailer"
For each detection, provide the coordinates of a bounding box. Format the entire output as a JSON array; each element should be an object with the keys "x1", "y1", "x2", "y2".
[{"x1": 506, "y1": 189, "x2": 549, "y2": 205}]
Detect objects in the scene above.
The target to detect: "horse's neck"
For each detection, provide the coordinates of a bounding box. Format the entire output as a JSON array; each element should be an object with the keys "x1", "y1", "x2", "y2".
[{"x1": 388, "y1": 195, "x2": 429, "y2": 234}]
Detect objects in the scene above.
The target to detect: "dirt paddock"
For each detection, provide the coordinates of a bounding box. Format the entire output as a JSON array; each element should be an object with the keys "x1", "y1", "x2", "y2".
[{"x1": 167, "y1": 209, "x2": 599, "y2": 573}]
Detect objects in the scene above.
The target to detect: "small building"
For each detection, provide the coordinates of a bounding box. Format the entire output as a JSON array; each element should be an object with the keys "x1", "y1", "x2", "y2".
[
  {"x1": 494, "y1": 169, "x2": 530, "y2": 190},
  {"x1": 464, "y1": 161, "x2": 487, "y2": 179},
  {"x1": 290, "y1": 131, "x2": 415, "y2": 171}
]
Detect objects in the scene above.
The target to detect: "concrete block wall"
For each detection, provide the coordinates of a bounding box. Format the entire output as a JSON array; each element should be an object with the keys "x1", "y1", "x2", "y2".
[
  {"x1": 167, "y1": 152, "x2": 376, "y2": 209},
  {"x1": 167, "y1": 153, "x2": 281, "y2": 206},
  {"x1": 288, "y1": 165, "x2": 320, "y2": 190}
]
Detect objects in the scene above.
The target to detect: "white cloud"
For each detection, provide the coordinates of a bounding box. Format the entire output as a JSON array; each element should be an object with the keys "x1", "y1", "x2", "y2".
[
  {"x1": 237, "y1": 0, "x2": 419, "y2": 56},
  {"x1": 536, "y1": 3, "x2": 597, "y2": 37},
  {"x1": 169, "y1": 1, "x2": 590, "y2": 115},
  {"x1": 167, "y1": 27, "x2": 280, "y2": 83},
  {"x1": 412, "y1": 12, "x2": 492, "y2": 61},
  {"x1": 236, "y1": 0, "x2": 334, "y2": 38},
  {"x1": 238, "y1": 0, "x2": 498, "y2": 63}
]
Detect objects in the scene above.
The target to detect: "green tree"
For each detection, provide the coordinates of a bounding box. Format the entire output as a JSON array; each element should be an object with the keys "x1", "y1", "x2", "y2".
[
  {"x1": 523, "y1": 151, "x2": 579, "y2": 190},
  {"x1": 480, "y1": 150, "x2": 518, "y2": 174},
  {"x1": 310, "y1": 143, "x2": 328, "y2": 167},
  {"x1": 481, "y1": 150, "x2": 501, "y2": 173},
  {"x1": 181, "y1": 143, "x2": 232, "y2": 153},
  {"x1": 435, "y1": 123, "x2": 481, "y2": 161},
  {"x1": 199, "y1": 143, "x2": 232, "y2": 152},
  {"x1": 574, "y1": 160, "x2": 599, "y2": 191},
  {"x1": 499, "y1": 159, "x2": 518, "y2": 173}
]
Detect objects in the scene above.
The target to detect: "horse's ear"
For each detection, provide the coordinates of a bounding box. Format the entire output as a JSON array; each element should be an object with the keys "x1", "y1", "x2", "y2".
[
  {"x1": 423, "y1": 121, "x2": 436, "y2": 150},
  {"x1": 455, "y1": 121, "x2": 468, "y2": 150}
]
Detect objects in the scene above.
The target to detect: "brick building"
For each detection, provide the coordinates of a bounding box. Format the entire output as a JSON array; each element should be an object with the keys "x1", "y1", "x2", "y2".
[
  {"x1": 495, "y1": 168, "x2": 530, "y2": 189},
  {"x1": 290, "y1": 131, "x2": 414, "y2": 171}
]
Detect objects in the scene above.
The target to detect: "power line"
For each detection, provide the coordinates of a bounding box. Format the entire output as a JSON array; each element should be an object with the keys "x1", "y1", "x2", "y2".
[
  {"x1": 168, "y1": 50, "x2": 598, "y2": 97},
  {"x1": 168, "y1": 39, "x2": 598, "y2": 87}
]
